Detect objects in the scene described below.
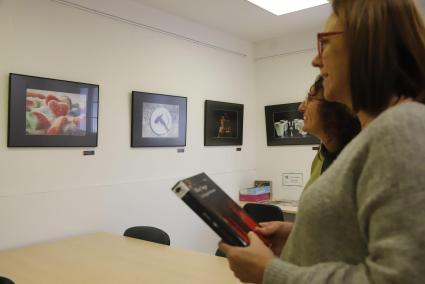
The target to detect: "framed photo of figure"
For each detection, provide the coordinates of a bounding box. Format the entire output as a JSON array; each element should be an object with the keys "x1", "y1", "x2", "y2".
[
  {"x1": 204, "y1": 100, "x2": 244, "y2": 146},
  {"x1": 8, "y1": 73, "x2": 99, "y2": 147},
  {"x1": 131, "y1": 91, "x2": 187, "y2": 147},
  {"x1": 265, "y1": 103, "x2": 320, "y2": 146}
]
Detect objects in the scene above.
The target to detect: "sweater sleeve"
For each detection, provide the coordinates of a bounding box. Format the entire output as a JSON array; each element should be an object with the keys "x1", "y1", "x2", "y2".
[
  {"x1": 264, "y1": 258, "x2": 370, "y2": 284},
  {"x1": 263, "y1": 104, "x2": 425, "y2": 284}
]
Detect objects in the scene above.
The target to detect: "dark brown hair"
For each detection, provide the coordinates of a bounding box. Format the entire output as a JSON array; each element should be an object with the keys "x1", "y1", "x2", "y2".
[
  {"x1": 312, "y1": 75, "x2": 361, "y2": 153},
  {"x1": 332, "y1": 0, "x2": 425, "y2": 115}
]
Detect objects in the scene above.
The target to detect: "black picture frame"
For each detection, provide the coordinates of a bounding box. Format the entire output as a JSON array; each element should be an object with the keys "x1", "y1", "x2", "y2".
[
  {"x1": 204, "y1": 100, "x2": 244, "y2": 146},
  {"x1": 265, "y1": 103, "x2": 320, "y2": 146},
  {"x1": 131, "y1": 91, "x2": 187, "y2": 147},
  {"x1": 8, "y1": 73, "x2": 99, "y2": 147}
]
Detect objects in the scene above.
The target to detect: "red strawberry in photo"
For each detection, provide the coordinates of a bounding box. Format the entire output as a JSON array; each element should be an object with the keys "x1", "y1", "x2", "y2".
[
  {"x1": 59, "y1": 96, "x2": 72, "y2": 108},
  {"x1": 26, "y1": 98, "x2": 43, "y2": 111},
  {"x1": 27, "y1": 92, "x2": 45, "y2": 99},
  {"x1": 48, "y1": 100, "x2": 69, "y2": 116},
  {"x1": 47, "y1": 116, "x2": 68, "y2": 135},
  {"x1": 45, "y1": 95, "x2": 58, "y2": 106},
  {"x1": 32, "y1": 111, "x2": 51, "y2": 130}
]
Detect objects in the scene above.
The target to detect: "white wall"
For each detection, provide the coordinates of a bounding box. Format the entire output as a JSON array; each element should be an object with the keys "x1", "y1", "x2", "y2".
[
  {"x1": 0, "y1": 0, "x2": 330, "y2": 254},
  {"x1": 0, "y1": 0, "x2": 257, "y2": 254},
  {"x1": 253, "y1": 30, "x2": 322, "y2": 201}
]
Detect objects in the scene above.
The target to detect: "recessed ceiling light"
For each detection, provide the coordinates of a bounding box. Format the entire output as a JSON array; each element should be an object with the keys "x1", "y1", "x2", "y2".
[{"x1": 247, "y1": 0, "x2": 329, "y2": 16}]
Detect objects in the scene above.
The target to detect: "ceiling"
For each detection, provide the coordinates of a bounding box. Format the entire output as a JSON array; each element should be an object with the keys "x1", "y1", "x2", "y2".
[{"x1": 130, "y1": 0, "x2": 332, "y2": 42}]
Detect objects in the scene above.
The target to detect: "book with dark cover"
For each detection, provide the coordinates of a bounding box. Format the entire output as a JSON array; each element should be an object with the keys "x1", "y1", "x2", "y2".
[{"x1": 172, "y1": 172, "x2": 270, "y2": 247}]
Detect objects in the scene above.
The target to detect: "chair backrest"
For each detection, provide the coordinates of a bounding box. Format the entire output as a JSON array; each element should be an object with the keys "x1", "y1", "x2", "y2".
[
  {"x1": 123, "y1": 226, "x2": 170, "y2": 246},
  {"x1": 0, "y1": 276, "x2": 14, "y2": 284},
  {"x1": 243, "y1": 203, "x2": 284, "y2": 223}
]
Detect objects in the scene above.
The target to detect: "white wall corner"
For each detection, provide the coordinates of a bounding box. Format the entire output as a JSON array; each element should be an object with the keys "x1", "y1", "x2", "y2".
[
  {"x1": 52, "y1": 0, "x2": 253, "y2": 57},
  {"x1": 253, "y1": 28, "x2": 319, "y2": 60}
]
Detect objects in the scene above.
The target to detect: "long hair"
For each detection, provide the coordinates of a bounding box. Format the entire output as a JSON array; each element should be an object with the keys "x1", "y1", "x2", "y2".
[
  {"x1": 332, "y1": 0, "x2": 425, "y2": 115},
  {"x1": 311, "y1": 75, "x2": 360, "y2": 153}
]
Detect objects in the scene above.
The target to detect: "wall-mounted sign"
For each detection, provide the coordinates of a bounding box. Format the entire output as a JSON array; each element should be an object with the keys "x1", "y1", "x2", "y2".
[{"x1": 282, "y1": 173, "x2": 303, "y2": 187}]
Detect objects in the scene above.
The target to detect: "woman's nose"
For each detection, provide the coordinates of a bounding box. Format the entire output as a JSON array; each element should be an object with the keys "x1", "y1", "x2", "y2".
[
  {"x1": 298, "y1": 101, "x2": 306, "y2": 112},
  {"x1": 312, "y1": 53, "x2": 322, "y2": 68}
]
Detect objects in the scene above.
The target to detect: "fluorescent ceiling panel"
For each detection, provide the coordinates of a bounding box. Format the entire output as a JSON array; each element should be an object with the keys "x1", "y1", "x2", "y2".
[{"x1": 247, "y1": 0, "x2": 329, "y2": 16}]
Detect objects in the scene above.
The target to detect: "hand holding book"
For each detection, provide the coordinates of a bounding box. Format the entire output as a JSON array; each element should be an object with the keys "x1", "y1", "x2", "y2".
[
  {"x1": 218, "y1": 231, "x2": 274, "y2": 284},
  {"x1": 172, "y1": 172, "x2": 271, "y2": 247},
  {"x1": 255, "y1": 221, "x2": 293, "y2": 256}
]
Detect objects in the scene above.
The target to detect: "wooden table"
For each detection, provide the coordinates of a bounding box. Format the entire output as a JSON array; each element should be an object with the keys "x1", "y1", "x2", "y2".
[{"x1": 0, "y1": 233, "x2": 241, "y2": 284}]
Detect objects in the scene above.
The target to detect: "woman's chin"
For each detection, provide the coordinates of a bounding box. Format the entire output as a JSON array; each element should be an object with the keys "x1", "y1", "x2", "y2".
[
  {"x1": 324, "y1": 88, "x2": 351, "y2": 106},
  {"x1": 324, "y1": 91, "x2": 336, "y2": 102}
]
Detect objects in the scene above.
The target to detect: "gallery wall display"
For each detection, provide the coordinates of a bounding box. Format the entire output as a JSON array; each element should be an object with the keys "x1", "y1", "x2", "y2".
[
  {"x1": 8, "y1": 73, "x2": 99, "y2": 147},
  {"x1": 204, "y1": 100, "x2": 244, "y2": 146},
  {"x1": 131, "y1": 91, "x2": 187, "y2": 147},
  {"x1": 265, "y1": 103, "x2": 320, "y2": 146}
]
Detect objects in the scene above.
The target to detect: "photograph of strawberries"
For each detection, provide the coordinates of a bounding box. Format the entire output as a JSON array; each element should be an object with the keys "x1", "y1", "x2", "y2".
[
  {"x1": 8, "y1": 73, "x2": 99, "y2": 147},
  {"x1": 26, "y1": 89, "x2": 87, "y2": 136}
]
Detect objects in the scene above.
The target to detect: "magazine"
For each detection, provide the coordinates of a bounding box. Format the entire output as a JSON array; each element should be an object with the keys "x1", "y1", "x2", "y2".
[{"x1": 172, "y1": 172, "x2": 270, "y2": 247}]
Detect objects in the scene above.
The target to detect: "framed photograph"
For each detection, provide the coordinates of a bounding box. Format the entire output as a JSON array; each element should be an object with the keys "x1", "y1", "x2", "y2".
[
  {"x1": 131, "y1": 91, "x2": 187, "y2": 147},
  {"x1": 8, "y1": 73, "x2": 99, "y2": 147},
  {"x1": 265, "y1": 103, "x2": 319, "y2": 146},
  {"x1": 204, "y1": 100, "x2": 243, "y2": 146}
]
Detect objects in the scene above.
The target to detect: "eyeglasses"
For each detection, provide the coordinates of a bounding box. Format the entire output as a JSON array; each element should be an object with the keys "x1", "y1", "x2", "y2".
[{"x1": 317, "y1": 31, "x2": 344, "y2": 57}]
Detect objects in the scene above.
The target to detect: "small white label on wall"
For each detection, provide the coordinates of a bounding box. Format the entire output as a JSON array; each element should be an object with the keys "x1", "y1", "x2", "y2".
[{"x1": 282, "y1": 173, "x2": 303, "y2": 187}]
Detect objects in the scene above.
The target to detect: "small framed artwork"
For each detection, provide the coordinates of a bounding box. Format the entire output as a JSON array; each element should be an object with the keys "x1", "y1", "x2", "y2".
[
  {"x1": 131, "y1": 91, "x2": 187, "y2": 147},
  {"x1": 204, "y1": 100, "x2": 244, "y2": 146},
  {"x1": 265, "y1": 103, "x2": 319, "y2": 146},
  {"x1": 8, "y1": 73, "x2": 99, "y2": 147}
]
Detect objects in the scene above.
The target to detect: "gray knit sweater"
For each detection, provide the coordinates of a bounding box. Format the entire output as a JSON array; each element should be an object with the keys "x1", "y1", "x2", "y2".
[{"x1": 264, "y1": 102, "x2": 425, "y2": 284}]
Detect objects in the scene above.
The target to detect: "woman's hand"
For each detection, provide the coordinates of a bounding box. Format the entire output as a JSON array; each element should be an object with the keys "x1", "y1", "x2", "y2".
[
  {"x1": 255, "y1": 221, "x2": 293, "y2": 256},
  {"x1": 219, "y1": 232, "x2": 274, "y2": 284}
]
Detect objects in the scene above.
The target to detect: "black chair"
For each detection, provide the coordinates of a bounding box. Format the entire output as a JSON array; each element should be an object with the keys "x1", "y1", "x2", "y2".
[
  {"x1": 0, "y1": 276, "x2": 14, "y2": 284},
  {"x1": 243, "y1": 203, "x2": 284, "y2": 223},
  {"x1": 123, "y1": 226, "x2": 170, "y2": 246}
]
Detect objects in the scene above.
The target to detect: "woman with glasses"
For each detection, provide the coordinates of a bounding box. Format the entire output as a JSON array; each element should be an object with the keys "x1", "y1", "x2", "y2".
[
  {"x1": 299, "y1": 75, "x2": 360, "y2": 189},
  {"x1": 219, "y1": 0, "x2": 425, "y2": 283}
]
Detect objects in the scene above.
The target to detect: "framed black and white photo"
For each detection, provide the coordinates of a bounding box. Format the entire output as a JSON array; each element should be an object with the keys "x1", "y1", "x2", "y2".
[
  {"x1": 131, "y1": 92, "x2": 187, "y2": 147},
  {"x1": 204, "y1": 100, "x2": 243, "y2": 146},
  {"x1": 265, "y1": 103, "x2": 319, "y2": 146},
  {"x1": 8, "y1": 73, "x2": 99, "y2": 147}
]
